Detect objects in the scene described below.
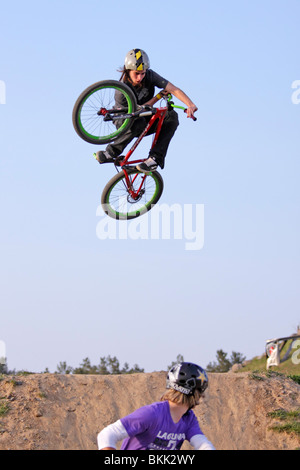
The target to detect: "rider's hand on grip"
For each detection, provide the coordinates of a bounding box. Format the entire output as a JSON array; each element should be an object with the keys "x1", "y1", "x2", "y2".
[{"x1": 184, "y1": 108, "x2": 197, "y2": 121}]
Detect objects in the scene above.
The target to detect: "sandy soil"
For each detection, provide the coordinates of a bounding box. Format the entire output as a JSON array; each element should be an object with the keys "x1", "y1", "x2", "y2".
[{"x1": 0, "y1": 371, "x2": 299, "y2": 450}]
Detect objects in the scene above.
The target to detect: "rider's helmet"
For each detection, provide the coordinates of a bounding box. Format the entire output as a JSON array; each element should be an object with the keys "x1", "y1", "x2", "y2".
[
  {"x1": 166, "y1": 362, "x2": 208, "y2": 396},
  {"x1": 124, "y1": 49, "x2": 150, "y2": 72}
]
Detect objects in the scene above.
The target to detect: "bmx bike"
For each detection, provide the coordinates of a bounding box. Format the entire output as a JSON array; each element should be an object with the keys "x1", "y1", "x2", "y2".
[{"x1": 72, "y1": 80, "x2": 196, "y2": 220}]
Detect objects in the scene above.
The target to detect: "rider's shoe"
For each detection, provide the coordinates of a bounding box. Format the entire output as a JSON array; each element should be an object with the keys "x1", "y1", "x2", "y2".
[
  {"x1": 94, "y1": 150, "x2": 115, "y2": 164},
  {"x1": 136, "y1": 157, "x2": 158, "y2": 174}
]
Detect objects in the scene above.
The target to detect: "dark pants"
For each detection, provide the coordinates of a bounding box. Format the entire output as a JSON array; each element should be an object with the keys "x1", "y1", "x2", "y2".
[{"x1": 106, "y1": 109, "x2": 179, "y2": 169}]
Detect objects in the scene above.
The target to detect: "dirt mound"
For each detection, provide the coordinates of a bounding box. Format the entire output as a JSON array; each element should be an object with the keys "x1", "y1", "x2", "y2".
[{"x1": 0, "y1": 371, "x2": 299, "y2": 450}]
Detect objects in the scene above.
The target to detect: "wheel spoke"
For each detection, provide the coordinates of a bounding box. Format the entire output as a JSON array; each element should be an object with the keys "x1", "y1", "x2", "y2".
[
  {"x1": 73, "y1": 80, "x2": 136, "y2": 144},
  {"x1": 102, "y1": 170, "x2": 163, "y2": 219}
]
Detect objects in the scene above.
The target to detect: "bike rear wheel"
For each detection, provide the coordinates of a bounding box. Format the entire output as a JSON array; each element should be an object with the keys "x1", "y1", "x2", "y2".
[
  {"x1": 72, "y1": 80, "x2": 137, "y2": 144},
  {"x1": 101, "y1": 168, "x2": 164, "y2": 220}
]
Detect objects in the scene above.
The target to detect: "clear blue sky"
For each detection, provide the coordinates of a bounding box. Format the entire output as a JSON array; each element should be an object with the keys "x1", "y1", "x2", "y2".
[{"x1": 1, "y1": 0, "x2": 299, "y2": 373}]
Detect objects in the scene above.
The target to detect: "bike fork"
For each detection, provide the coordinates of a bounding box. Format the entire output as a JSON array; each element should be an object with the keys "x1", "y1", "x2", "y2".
[{"x1": 123, "y1": 170, "x2": 147, "y2": 200}]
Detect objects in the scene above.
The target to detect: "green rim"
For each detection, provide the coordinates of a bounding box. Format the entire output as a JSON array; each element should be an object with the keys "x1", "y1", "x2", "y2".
[
  {"x1": 105, "y1": 172, "x2": 161, "y2": 219},
  {"x1": 77, "y1": 85, "x2": 134, "y2": 143}
]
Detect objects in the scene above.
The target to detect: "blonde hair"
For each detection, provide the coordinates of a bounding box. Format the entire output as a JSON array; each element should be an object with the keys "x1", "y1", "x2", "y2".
[{"x1": 160, "y1": 389, "x2": 202, "y2": 409}]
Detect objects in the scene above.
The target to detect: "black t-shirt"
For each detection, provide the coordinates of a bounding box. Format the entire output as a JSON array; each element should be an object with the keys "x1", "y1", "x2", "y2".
[{"x1": 115, "y1": 69, "x2": 169, "y2": 106}]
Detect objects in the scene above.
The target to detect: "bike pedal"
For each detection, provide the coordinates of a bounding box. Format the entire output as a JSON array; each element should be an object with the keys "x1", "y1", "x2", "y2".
[{"x1": 114, "y1": 155, "x2": 125, "y2": 166}]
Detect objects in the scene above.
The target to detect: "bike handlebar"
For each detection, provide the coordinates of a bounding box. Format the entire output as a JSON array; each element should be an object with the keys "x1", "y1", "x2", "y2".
[
  {"x1": 165, "y1": 94, "x2": 197, "y2": 121},
  {"x1": 135, "y1": 97, "x2": 197, "y2": 122},
  {"x1": 184, "y1": 109, "x2": 197, "y2": 121},
  {"x1": 104, "y1": 96, "x2": 197, "y2": 122}
]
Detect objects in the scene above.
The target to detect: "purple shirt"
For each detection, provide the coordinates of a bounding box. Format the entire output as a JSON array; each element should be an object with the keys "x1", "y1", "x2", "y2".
[{"x1": 120, "y1": 401, "x2": 203, "y2": 450}]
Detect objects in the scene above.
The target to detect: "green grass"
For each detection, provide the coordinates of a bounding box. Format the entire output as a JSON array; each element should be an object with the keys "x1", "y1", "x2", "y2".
[
  {"x1": 267, "y1": 408, "x2": 300, "y2": 436},
  {"x1": 268, "y1": 409, "x2": 299, "y2": 420},
  {"x1": 288, "y1": 375, "x2": 300, "y2": 385},
  {"x1": 247, "y1": 369, "x2": 300, "y2": 386},
  {"x1": 0, "y1": 399, "x2": 9, "y2": 417},
  {"x1": 249, "y1": 371, "x2": 266, "y2": 381},
  {"x1": 238, "y1": 338, "x2": 300, "y2": 376}
]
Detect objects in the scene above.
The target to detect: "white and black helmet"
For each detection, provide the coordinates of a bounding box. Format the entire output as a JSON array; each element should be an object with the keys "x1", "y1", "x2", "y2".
[
  {"x1": 166, "y1": 362, "x2": 208, "y2": 396},
  {"x1": 124, "y1": 49, "x2": 150, "y2": 72}
]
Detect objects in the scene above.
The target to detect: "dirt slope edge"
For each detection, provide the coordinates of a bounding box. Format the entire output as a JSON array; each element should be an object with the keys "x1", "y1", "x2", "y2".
[{"x1": 0, "y1": 371, "x2": 299, "y2": 450}]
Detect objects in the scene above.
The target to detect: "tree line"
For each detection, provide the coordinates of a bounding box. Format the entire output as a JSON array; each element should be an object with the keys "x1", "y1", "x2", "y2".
[
  {"x1": 0, "y1": 350, "x2": 246, "y2": 375},
  {"x1": 54, "y1": 356, "x2": 144, "y2": 375}
]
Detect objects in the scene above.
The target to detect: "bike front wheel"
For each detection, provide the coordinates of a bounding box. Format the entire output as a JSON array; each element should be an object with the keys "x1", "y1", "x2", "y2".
[
  {"x1": 72, "y1": 80, "x2": 137, "y2": 144},
  {"x1": 101, "y1": 168, "x2": 164, "y2": 220}
]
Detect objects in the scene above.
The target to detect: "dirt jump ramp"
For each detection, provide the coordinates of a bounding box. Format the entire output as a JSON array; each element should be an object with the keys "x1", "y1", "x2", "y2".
[{"x1": 0, "y1": 371, "x2": 299, "y2": 450}]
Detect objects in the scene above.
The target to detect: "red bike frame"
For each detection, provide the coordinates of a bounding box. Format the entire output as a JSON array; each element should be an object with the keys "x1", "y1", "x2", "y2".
[
  {"x1": 116, "y1": 106, "x2": 168, "y2": 200},
  {"x1": 119, "y1": 107, "x2": 167, "y2": 167}
]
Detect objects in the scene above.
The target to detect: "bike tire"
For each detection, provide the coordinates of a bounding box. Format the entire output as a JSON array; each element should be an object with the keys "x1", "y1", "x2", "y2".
[
  {"x1": 72, "y1": 80, "x2": 137, "y2": 144},
  {"x1": 101, "y1": 168, "x2": 164, "y2": 220}
]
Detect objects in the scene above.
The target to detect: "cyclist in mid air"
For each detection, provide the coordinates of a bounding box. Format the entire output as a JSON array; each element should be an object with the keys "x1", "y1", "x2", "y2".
[
  {"x1": 97, "y1": 362, "x2": 215, "y2": 450},
  {"x1": 95, "y1": 49, "x2": 198, "y2": 174}
]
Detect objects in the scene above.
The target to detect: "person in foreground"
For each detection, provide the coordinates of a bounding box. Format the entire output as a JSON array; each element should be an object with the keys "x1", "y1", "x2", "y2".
[
  {"x1": 97, "y1": 362, "x2": 215, "y2": 450},
  {"x1": 95, "y1": 48, "x2": 197, "y2": 174}
]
